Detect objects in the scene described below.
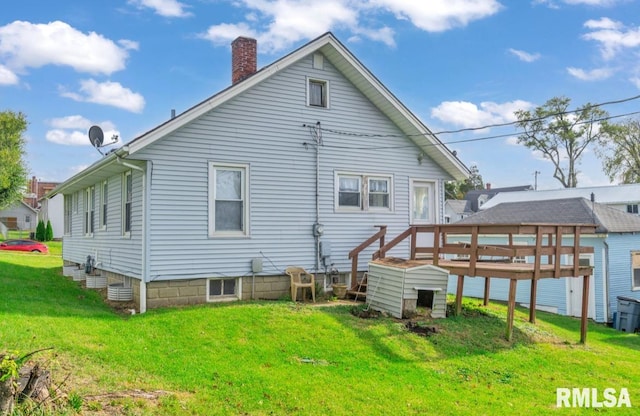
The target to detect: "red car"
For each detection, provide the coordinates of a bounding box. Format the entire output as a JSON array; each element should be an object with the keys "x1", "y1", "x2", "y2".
[{"x1": 0, "y1": 239, "x2": 49, "y2": 253}]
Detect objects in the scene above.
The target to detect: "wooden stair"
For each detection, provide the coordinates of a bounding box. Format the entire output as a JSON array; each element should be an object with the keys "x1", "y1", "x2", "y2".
[{"x1": 347, "y1": 272, "x2": 368, "y2": 300}]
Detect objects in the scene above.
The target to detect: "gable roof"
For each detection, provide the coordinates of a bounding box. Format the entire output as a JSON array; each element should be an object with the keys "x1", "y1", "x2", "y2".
[
  {"x1": 50, "y1": 32, "x2": 468, "y2": 197},
  {"x1": 458, "y1": 197, "x2": 640, "y2": 233},
  {"x1": 463, "y1": 185, "x2": 533, "y2": 212},
  {"x1": 481, "y1": 183, "x2": 640, "y2": 210},
  {"x1": 445, "y1": 199, "x2": 472, "y2": 215}
]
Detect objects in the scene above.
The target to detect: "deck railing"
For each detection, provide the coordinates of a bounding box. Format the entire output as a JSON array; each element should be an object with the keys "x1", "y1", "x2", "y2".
[{"x1": 347, "y1": 225, "x2": 386, "y2": 290}]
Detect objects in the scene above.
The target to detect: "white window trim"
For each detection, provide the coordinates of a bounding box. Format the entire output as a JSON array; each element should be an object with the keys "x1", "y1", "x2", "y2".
[
  {"x1": 122, "y1": 171, "x2": 132, "y2": 237},
  {"x1": 84, "y1": 186, "x2": 95, "y2": 237},
  {"x1": 334, "y1": 171, "x2": 393, "y2": 213},
  {"x1": 410, "y1": 178, "x2": 437, "y2": 225},
  {"x1": 206, "y1": 277, "x2": 242, "y2": 302},
  {"x1": 100, "y1": 179, "x2": 108, "y2": 230},
  {"x1": 64, "y1": 195, "x2": 72, "y2": 236},
  {"x1": 631, "y1": 251, "x2": 640, "y2": 291},
  {"x1": 209, "y1": 162, "x2": 250, "y2": 237},
  {"x1": 306, "y1": 77, "x2": 330, "y2": 109}
]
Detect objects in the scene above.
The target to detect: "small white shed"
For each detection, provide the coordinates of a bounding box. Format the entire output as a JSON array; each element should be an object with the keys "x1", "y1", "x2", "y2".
[{"x1": 367, "y1": 258, "x2": 449, "y2": 319}]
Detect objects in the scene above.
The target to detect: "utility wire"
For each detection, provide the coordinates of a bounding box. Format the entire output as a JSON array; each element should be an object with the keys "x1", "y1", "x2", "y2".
[
  {"x1": 314, "y1": 110, "x2": 640, "y2": 150},
  {"x1": 309, "y1": 93, "x2": 640, "y2": 140}
]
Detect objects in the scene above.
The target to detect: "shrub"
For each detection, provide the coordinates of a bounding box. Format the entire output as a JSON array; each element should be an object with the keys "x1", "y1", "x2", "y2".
[
  {"x1": 35, "y1": 220, "x2": 45, "y2": 241},
  {"x1": 45, "y1": 220, "x2": 53, "y2": 241}
]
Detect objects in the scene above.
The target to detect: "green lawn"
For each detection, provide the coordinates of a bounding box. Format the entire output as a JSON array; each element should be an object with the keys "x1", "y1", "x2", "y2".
[{"x1": 1, "y1": 248, "x2": 639, "y2": 415}]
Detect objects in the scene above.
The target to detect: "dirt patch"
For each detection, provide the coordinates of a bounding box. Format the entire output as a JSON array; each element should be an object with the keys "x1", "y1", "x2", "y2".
[
  {"x1": 82, "y1": 389, "x2": 173, "y2": 415},
  {"x1": 405, "y1": 321, "x2": 438, "y2": 337},
  {"x1": 350, "y1": 307, "x2": 382, "y2": 319}
]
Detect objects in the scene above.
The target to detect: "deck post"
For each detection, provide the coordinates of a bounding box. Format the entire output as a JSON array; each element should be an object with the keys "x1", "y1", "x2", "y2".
[
  {"x1": 455, "y1": 275, "x2": 464, "y2": 316},
  {"x1": 580, "y1": 275, "x2": 590, "y2": 344},
  {"x1": 506, "y1": 279, "x2": 517, "y2": 341},
  {"x1": 483, "y1": 277, "x2": 490, "y2": 306},
  {"x1": 529, "y1": 278, "x2": 538, "y2": 323}
]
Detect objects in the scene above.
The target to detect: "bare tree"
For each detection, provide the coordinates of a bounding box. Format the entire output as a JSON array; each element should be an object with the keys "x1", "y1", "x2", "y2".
[{"x1": 514, "y1": 96, "x2": 608, "y2": 188}]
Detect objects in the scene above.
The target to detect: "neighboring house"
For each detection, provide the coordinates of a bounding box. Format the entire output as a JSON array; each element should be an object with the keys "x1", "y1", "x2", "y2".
[
  {"x1": 0, "y1": 201, "x2": 38, "y2": 233},
  {"x1": 481, "y1": 183, "x2": 640, "y2": 213},
  {"x1": 446, "y1": 197, "x2": 640, "y2": 323},
  {"x1": 444, "y1": 199, "x2": 472, "y2": 223},
  {"x1": 464, "y1": 184, "x2": 533, "y2": 212},
  {"x1": 24, "y1": 176, "x2": 59, "y2": 209},
  {"x1": 49, "y1": 33, "x2": 468, "y2": 312},
  {"x1": 39, "y1": 193, "x2": 64, "y2": 239}
]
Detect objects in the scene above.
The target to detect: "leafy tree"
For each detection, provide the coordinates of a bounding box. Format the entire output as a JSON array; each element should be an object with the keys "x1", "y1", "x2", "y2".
[
  {"x1": 596, "y1": 118, "x2": 640, "y2": 184},
  {"x1": 514, "y1": 96, "x2": 608, "y2": 188},
  {"x1": 35, "y1": 220, "x2": 45, "y2": 241},
  {"x1": 446, "y1": 164, "x2": 484, "y2": 199},
  {"x1": 45, "y1": 220, "x2": 53, "y2": 241},
  {"x1": 0, "y1": 111, "x2": 28, "y2": 210}
]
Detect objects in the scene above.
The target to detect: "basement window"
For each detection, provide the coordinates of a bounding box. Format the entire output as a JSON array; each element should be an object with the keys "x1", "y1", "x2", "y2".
[
  {"x1": 308, "y1": 78, "x2": 329, "y2": 108},
  {"x1": 207, "y1": 278, "x2": 241, "y2": 301}
]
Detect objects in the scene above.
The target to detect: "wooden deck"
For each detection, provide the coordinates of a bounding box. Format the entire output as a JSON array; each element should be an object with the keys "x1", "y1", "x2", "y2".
[{"x1": 349, "y1": 223, "x2": 597, "y2": 343}]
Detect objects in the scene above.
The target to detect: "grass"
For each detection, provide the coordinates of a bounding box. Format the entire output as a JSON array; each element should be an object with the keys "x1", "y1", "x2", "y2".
[{"x1": 1, "y1": 248, "x2": 639, "y2": 415}]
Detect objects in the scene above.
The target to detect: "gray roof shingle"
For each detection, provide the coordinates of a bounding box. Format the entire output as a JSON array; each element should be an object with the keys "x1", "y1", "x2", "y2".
[{"x1": 457, "y1": 197, "x2": 640, "y2": 233}]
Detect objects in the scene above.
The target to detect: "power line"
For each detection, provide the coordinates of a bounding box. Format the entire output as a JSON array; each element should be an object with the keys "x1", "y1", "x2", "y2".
[
  {"x1": 316, "y1": 110, "x2": 640, "y2": 150},
  {"x1": 311, "y1": 93, "x2": 640, "y2": 140}
]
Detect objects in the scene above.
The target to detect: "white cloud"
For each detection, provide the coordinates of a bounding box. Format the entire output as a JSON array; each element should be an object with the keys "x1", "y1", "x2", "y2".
[
  {"x1": 630, "y1": 77, "x2": 640, "y2": 89},
  {"x1": 0, "y1": 64, "x2": 18, "y2": 85},
  {"x1": 46, "y1": 117, "x2": 119, "y2": 146},
  {"x1": 61, "y1": 79, "x2": 145, "y2": 113},
  {"x1": 582, "y1": 18, "x2": 640, "y2": 60},
  {"x1": 566, "y1": 66, "x2": 613, "y2": 80},
  {"x1": 563, "y1": 0, "x2": 618, "y2": 5},
  {"x1": 508, "y1": 48, "x2": 541, "y2": 62},
  {"x1": 201, "y1": 0, "x2": 502, "y2": 52},
  {"x1": 48, "y1": 115, "x2": 93, "y2": 130},
  {"x1": 0, "y1": 21, "x2": 134, "y2": 76},
  {"x1": 431, "y1": 100, "x2": 534, "y2": 129},
  {"x1": 127, "y1": 0, "x2": 192, "y2": 18},
  {"x1": 371, "y1": 0, "x2": 502, "y2": 32}
]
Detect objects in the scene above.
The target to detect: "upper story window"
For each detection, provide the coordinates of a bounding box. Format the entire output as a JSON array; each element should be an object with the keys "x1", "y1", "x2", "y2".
[
  {"x1": 123, "y1": 171, "x2": 132, "y2": 236},
  {"x1": 209, "y1": 163, "x2": 249, "y2": 237},
  {"x1": 627, "y1": 204, "x2": 638, "y2": 214},
  {"x1": 308, "y1": 78, "x2": 329, "y2": 108},
  {"x1": 336, "y1": 172, "x2": 392, "y2": 212}
]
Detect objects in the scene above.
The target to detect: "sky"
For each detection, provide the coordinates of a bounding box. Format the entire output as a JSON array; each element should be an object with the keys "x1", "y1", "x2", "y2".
[{"x1": 2, "y1": 0, "x2": 640, "y2": 191}]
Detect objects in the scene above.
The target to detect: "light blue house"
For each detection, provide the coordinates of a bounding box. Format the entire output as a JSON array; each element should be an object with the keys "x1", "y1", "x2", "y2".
[
  {"x1": 50, "y1": 33, "x2": 468, "y2": 312},
  {"x1": 447, "y1": 197, "x2": 640, "y2": 323}
]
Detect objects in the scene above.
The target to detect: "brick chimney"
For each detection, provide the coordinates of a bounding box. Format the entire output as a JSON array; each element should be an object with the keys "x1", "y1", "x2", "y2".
[
  {"x1": 486, "y1": 183, "x2": 491, "y2": 190},
  {"x1": 231, "y1": 37, "x2": 257, "y2": 84}
]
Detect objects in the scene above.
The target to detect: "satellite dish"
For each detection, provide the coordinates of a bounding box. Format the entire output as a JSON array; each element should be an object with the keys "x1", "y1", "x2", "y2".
[{"x1": 88, "y1": 125, "x2": 104, "y2": 148}]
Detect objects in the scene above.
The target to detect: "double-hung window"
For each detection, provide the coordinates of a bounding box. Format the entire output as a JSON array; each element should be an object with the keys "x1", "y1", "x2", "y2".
[
  {"x1": 336, "y1": 173, "x2": 392, "y2": 212},
  {"x1": 209, "y1": 163, "x2": 249, "y2": 236},
  {"x1": 627, "y1": 204, "x2": 639, "y2": 214},
  {"x1": 100, "y1": 180, "x2": 108, "y2": 229},
  {"x1": 84, "y1": 186, "x2": 95, "y2": 236},
  {"x1": 64, "y1": 195, "x2": 72, "y2": 235},
  {"x1": 123, "y1": 171, "x2": 132, "y2": 236}
]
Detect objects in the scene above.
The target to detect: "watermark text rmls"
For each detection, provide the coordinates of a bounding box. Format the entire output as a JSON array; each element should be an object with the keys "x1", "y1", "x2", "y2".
[{"x1": 556, "y1": 388, "x2": 632, "y2": 408}]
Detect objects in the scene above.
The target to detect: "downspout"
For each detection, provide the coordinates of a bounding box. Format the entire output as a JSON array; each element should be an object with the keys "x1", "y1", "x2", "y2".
[
  {"x1": 116, "y1": 157, "x2": 148, "y2": 313},
  {"x1": 314, "y1": 122, "x2": 322, "y2": 274},
  {"x1": 603, "y1": 240, "x2": 610, "y2": 323}
]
